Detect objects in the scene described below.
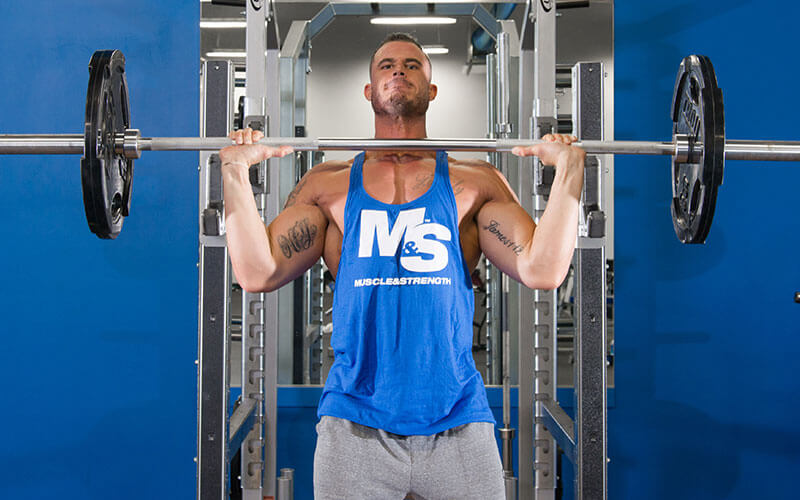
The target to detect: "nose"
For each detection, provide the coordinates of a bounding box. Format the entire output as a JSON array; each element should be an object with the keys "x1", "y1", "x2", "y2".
[{"x1": 393, "y1": 68, "x2": 405, "y2": 76}]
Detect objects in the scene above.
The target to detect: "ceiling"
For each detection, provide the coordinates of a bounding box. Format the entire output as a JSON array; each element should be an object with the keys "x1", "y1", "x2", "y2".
[{"x1": 199, "y1": 1, "x2": 528, "y2": 62}]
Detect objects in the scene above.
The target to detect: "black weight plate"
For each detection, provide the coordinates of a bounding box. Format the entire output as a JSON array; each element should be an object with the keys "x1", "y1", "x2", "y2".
[
  {"x1": 670, "y1": 54, "x2": 725, "y2": 244},
  {"x1": 81, "y1": 50, "x2": 133, "y2": 239}
]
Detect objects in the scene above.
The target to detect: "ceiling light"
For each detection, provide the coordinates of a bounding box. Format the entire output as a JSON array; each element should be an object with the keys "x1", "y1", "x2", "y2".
[
  {"x1": 370, "y1": 17, "x2": 457, "y2": 25},
  {"x1": 422, "y1": 45, "x2": 449, "y2": 55},
  {"x1": 200, "y1": 20, "x2": 247, "y2": 29},
  {"x1": 205, "y1": 50, "x2": 247, "y2": 58}
]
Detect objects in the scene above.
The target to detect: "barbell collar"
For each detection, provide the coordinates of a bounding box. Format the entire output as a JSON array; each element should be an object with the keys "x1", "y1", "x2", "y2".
[
  {"x1": 673, "y1": 134, "x2": 691, "y2": 163},
  {"x1": 123, "y1": 129, "x2": 142, "y2": 159}
]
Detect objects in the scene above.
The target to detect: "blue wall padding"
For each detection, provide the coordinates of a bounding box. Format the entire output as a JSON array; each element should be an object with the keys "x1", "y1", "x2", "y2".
[
  {"x1": 0, "y1": 2, "x2": 199, "y2": 499},
  {"x1": 613, "y1": 1, "x2": 800, "y2": 499}
]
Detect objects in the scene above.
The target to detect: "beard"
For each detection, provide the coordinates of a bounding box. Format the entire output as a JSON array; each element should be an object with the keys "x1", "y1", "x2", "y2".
[{"x1": 371, "y1": 83, "x2": 430, "y2": 118}]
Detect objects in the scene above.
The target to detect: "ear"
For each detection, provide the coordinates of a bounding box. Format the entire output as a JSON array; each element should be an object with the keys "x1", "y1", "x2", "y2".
[
  {"x1": 364, "y1": 83, "x2": 372, "y2": 101},
  {"x1": 428, "y1": 83, "x2": 438, "y2": 101}
]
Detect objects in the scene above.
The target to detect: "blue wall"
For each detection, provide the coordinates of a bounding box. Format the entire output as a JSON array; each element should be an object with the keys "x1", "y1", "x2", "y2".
[
  {"x1": 0, "y1": 2, "x2": 199, "y2": 499},
  {"x1": 613, "y1": 1, "x2": 800, "y2": 498}
]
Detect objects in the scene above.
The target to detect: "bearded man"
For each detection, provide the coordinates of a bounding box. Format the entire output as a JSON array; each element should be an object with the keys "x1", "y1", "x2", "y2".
[{"x1": 219, "y1": 33, "x2": 585, "y2": 499}]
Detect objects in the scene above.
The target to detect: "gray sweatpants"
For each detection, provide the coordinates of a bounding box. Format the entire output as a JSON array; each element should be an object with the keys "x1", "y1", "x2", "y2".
[{"x1": 313, "y1": 416, "x2": 505, "y2": 500}]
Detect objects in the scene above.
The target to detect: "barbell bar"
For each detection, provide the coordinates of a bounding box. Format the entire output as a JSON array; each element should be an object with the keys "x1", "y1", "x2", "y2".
[
  {"x1": 2, "y1": 134, "x2": 800, "y2": 162},
  {"x1": 1, "y1": 50, "x2": 798, "y2": 243}
]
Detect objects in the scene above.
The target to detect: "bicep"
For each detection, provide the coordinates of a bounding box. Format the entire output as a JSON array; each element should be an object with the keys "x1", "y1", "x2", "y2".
[
  {"x1": 471, "y1": 166, "x2": 538, "y2": 281},
  {"x1": 475, "y1": 199, "x2": 536, "y2": 282},
  {"x1": 264, "y1": 202, "x2": 328, "y2": 289}
]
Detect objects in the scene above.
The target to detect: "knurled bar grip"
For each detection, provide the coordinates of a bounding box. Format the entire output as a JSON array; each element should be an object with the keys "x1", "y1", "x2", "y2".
[{"x1": 2, "y1": 134, "x2": 800, "y2": 161}]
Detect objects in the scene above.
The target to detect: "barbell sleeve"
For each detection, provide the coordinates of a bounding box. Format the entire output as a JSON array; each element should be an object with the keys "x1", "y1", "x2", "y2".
[
  {"x1": 723, "y1": 140, "x2": 800, "y2": 162},
  {"x1": 0, "y1": 134, "x2": 84, "y2": 154}
]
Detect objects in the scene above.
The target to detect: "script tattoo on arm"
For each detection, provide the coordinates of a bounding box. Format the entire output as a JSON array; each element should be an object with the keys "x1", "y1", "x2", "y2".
[
  {"x1": 284, "y1": 176, "x2": 308, "y2": 209},
  {"x1": 278, "y1": 218, "x2": 318, "y2": 258},
  {"x1": 482, "y1": 219, "x2": 524, "y2": 255}
]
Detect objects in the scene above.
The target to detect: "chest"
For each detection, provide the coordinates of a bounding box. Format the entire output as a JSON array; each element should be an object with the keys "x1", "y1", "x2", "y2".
[{"x1": 320, "y1": 162, "x2": 478, "y2": 234}]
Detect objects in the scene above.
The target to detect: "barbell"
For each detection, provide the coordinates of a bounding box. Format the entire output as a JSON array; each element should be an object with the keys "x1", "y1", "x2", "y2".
[{"x1": 1, "y1": 50, "x2": 798, "y2": 242}]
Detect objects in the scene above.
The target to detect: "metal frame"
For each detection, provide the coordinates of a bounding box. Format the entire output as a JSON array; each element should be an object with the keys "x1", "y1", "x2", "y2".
[
  {"x1": 194, "y1": 2, "x2": 613, "y2": 500},
  {"x1": 492, "y1": 23, "x2": 521, "y2": 500},
  {"x1": 307, "y1": 2, "x2": 500, "y2": 41},
  {"x1": 241, "y1": 0, "x2": 281, "y2": 497},
  {"x1": 517, "y1": 3, "x2": 610, "y2": 499},
  {"x1": 197, "y1": 59, "x2": 234, "y2": 500},
  {"x1": 196, "y1": 1, "x2": 288, "y2": 498},
  {"x1": 196, "y1": 55, "x2": 273, "y2": 500},
  {"x1": 571, "y1": 61, "x2": 608, "y2": 498},
  {"x1": 522, "y1": 2, "x2": 560, "y2": 498}
]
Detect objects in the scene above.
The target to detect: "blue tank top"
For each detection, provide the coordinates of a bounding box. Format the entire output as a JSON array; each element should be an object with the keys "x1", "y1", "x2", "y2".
[{"x1": 317, "y1": 151, "x2": 495, "y2": 435}]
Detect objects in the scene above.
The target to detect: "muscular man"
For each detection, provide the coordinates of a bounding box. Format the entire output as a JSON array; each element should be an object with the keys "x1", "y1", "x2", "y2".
[{"x1": 220, "y1": 33, "x2": 584, "y2": 499}]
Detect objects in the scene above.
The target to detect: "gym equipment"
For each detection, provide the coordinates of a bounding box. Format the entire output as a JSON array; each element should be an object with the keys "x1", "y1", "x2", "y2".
[
  {"x1": 82, "y1": 50, "x2": 134, "y2": 239},
  {"x1": 0, "y1": 50, "x2": 798, "y2": 240},
  {"x1": 670, "y1": 55, "x2": 724, "y2": 244}
]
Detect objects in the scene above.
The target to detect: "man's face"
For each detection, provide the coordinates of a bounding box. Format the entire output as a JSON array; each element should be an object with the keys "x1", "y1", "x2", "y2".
[{"x1": 365, "y1": 41, "x2": 437, "y2": 118}]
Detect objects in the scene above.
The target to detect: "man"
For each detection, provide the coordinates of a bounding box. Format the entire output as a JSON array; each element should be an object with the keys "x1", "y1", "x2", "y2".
[{"x1": 219, "y1": 33, "x2": 584, "y2": 499}]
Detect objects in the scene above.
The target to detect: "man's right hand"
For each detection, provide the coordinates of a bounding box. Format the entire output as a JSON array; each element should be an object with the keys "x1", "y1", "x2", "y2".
[
  {"x1": 219, "y1": 128, "x2": 294, "y2": 171},
  {"x1": 510, "y1": 133, "x2": 585, "y2": 175}
]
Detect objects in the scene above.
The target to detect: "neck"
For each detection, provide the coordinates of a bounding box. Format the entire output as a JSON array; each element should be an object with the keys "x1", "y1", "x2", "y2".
[
  {"x1": 373, "y1": 113, "x2": 428, "y2": 139},
  {"x1": 368, "y1": 114, "x2": 433, "y2": 161}
]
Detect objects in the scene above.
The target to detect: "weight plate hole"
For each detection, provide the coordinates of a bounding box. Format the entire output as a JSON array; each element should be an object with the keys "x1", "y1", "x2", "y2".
[
  {"x1": 689, "y1": 76, "x2": 700, "y2": 106},
  {"x1": 689, "y1": 178, "x2": 703, "y2": 217},
  {"x1": 120, "y1": 83, "x2": 129, "y2": 125},
  {"x1": 111, "y1": 192, "x2": 123, "y2": 221}
]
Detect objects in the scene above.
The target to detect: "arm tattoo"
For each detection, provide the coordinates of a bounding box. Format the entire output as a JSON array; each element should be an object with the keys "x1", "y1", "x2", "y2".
[
  {"x1": 482, "y1": 220, "x2": 524, "y2": 255},
  {"x1": 277, "y1": 218, "x2": 318, "y2": 258},
  {"x1": 284, "y1": 177, "x2": 308, "y2": 208}
]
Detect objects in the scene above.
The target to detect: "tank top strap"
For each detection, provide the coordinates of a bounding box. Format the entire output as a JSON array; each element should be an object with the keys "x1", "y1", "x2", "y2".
[
  {"x1": 343, "y1": 152, "x2": 366, "y2": 221},
  {"x1": 349, "y1": 151, "x2": 366, "y2": 194},
  {"x1": 433, "y1": 150, "x2": 458, "y2": 211},
  {"x1": 434, "y1": 150, "x2": 449, "y2": 181}
]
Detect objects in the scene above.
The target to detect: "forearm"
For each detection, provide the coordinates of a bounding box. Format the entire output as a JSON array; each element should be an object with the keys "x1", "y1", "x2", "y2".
[
  {"x1": 523, "y1": 163, "x2": 583, "y2": 287},
  {"x1": 222, "y1": 162, "x2": 276, "y2": 290}
]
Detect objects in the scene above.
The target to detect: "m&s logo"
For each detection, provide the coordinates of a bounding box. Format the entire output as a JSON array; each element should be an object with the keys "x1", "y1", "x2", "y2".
[{"x1": 358, "y1": 208, "x2": 451, "y2": 272}]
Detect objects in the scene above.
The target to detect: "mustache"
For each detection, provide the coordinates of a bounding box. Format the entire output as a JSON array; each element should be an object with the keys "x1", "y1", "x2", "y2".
[{"x1": 384, "y1": 77, "x2": 413, "y2": 89}]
